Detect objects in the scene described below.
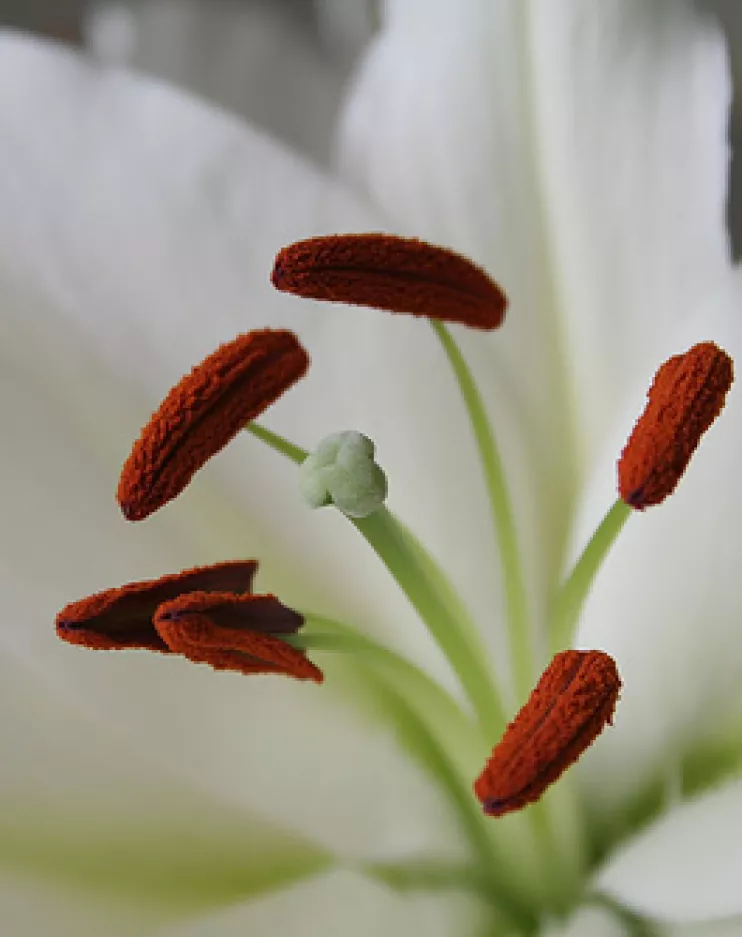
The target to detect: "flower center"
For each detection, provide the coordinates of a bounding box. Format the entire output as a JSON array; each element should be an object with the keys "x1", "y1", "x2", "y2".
[{"x1": 56, "y1": 233, "x2": 735, "y2": 931}]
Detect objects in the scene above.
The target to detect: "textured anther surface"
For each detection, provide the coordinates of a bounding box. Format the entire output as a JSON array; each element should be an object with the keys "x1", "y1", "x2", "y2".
[
  {"x1": 118, "y1": 330, "x2": 309, "y2": 521},
  {"x1": 618, "y1": 342, "x2": 733, "y2": 509},
  {"x1": 272, "y1": 233, "x2": 507, "y2": 329},
  {"x1": 474, "y1": 650, "x2": 621, "y2": 817}
]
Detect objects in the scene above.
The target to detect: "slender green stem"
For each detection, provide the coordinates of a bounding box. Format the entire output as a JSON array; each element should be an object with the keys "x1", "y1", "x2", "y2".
[
  {"x1": 550, "y1": 498, "x2": 631, "y2": 653},
  {"x1": 353, "y1": 507, "x2": 507, "y2": 739},
  {"x1": 365, "y1": 678, "x2": 538, "y2": 933},
  {"x1": 431, "y1": 321, "x2": 534, "y2": 702},
  {"x1": 294, "y1": 616, "x2": 548, "y2": 910},
  {"x1": 246, "y1": 421, "x2": 308, "y2": 462},
  {"x1": 246, "y1": 421, "x2": 509, "y2": 739}
]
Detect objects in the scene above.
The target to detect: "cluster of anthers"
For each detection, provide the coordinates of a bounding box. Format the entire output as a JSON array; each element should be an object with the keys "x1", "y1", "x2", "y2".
[{"x1": 56, "y1": 233, "x2": 734, "y2": 821}]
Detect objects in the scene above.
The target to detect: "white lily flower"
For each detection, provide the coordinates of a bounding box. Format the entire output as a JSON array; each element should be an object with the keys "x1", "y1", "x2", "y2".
[{"x1": 1, "y1": 1, "x2": 741, "y2": 935}]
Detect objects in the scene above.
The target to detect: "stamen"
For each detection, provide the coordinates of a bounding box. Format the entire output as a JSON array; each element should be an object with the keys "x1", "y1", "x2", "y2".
[
  {"x1": 117, "y1": 330, "x2": 309, "y2": 521},
  {"x1": 474, "y1": 650, "x2": 621, "y2": 817},
  {"x1": 55, "y1": 560, "x2": 258, "y2": 651},
  {"x1": 272, "y1": 233, "x2": 507, "y2": 330},
  {"x1": 154, "y1": 592, "x2": 323, "y2": 682},
  {"x1": 618, "y1": 342, "x2": 733, "y2": 510}
]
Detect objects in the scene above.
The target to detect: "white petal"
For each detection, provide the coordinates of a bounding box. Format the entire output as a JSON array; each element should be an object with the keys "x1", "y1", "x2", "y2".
[
  {"x1": 337, "y1": 0, "x2": 733, "y2": 595},
  {"x1": 0, "y1": 32, "x2": 516, "y2": 687},
  {"x1": 155, "y1": 869, "x2": 481, "y2": 937},
  {"x1": 0, "y1": 38, "x2": 484, "y2": 858},
  {"x1": 0, "y1": 279, "x2": 459, "y2": 866},
  {"x1": 525, "y1": 0, "x2": 732, "y2": 464},
  {"x1": 596, "y1": 780, "x2": 742, "y2": 923},
  {"x1": 575, "y1": 294, "x2": 742, "y2": 808},
  {"x1": 0, "y1": 31, "x2": 378, "y2": 393},
  {"x1": 337, "y1": 0, "x2": 585, "y2": 599},
  {"x1": 0, "y1": 31, "x2": 410, "y2": 651},
  {"x1": 542, "y1": 905, "x2": 629, "y2": 937},
  {"x1": 0, "y1": 640, "x2": 330, "y2": 927}
]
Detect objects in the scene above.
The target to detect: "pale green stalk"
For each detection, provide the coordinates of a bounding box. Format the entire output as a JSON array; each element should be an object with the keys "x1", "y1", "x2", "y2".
[
  {"x1": 352, "y1": 506, "x2": 507, "y2": 738},
  {"x1": 294, "y1": 612, "x2": 563, "y2": 907},
  {"x1": 360, "y1": 677, "x2": 539, "y2": 933},
  {"x1": 550, "y1": 498, "x2": 631, "y2": 652},
  {"x1": 431, "y1": 321, "x2": 534, "y2": 702},
  {"x1": 245, "y1": 422, "x2": 509, "y2": 739}
]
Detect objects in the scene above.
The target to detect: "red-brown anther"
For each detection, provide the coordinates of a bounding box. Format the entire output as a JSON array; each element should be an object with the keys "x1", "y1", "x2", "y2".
[
  {"x1": 117, "y1": 329, "x2": 309, "y2": 521},
  {"x1": 154, "y1": 592, "x2": 323, "y2": 683},
  {"x1": 474, "y1": 650, "x2": 620, "y2": 817},
  {"x1": 55, "y1": 561, "x2": 258, "y2": 651},
  {"x1": 272, "y1": 233, "x2": 507, "y2": 330},
  {"x1": 618, "y1": 342, "x2": 734, "y2": 510}
]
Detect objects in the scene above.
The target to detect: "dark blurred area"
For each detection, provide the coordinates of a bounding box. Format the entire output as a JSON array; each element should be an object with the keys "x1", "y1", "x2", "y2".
[
  {"x1": 0, "y1": 0, "x2": 86, "y2": 42},
  {"x1": 699, "y1": 0, "x2": 742, "y2": 258}
]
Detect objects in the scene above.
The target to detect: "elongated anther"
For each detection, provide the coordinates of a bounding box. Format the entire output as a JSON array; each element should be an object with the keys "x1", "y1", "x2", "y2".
[
  {"x1": 618, "y1": 342, "x2": 733, "y2": 510},
  {"x1": 474, "y1": 650, "x2": 620, "y2": 817},
  {"x1": 154, "y1": 592, "x2": 323, "y2": 682},
  {"x1": 55, "y1": 561, "x2": 258, "y2": 651},
  {"x1": 272, "y1": 233, "x2": 507, "y2": 330},
  {"x1": 118, "y1": 330, "x2": 309, "y2": 521}
]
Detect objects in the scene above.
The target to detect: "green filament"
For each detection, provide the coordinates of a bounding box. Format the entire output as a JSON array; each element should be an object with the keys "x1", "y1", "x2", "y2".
[
  {"x1": 551, "y1": 498, "x2": 631, "y2": 653},
  {"x1": 246, "y1": 421, "x2": 508, "y2": 738},
  {"x1": 431, "y1": 321, "x2": 535, "y2": 702}
]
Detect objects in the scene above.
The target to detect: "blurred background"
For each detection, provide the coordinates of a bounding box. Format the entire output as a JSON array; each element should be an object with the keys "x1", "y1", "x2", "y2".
[
  {"x1": 0, "y1": 0, "x2": 377, "y2": 167},
  {"x1": 2, "y1": 0, "x2": 742, "y2": 252}
]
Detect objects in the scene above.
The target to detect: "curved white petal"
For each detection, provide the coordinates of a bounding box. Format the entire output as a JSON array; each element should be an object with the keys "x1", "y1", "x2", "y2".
[
  {"x1": 575, "y1": 291, "x2": 742, "y2": 807},
  {"x1": 337, "y1": 0, "x2": 733, "y2": 600},
  {"x1": 155, "y1": 869, "x2": 481, "y2": 937},
  {"x1": 596, "y1": 780, "x2": 742, "y2": 924},
  {"x1": 525, "y1": 0, "x2": 732, "y2": 462},
  {"x1": 0, "y1": 32, "x2": 377, "y2": 392},
  {"x1": 0, "y1": 31, "x2": 514, "y2": 685},
  {"x1": 0, "y1": 278, "x2": 460, "y2": 869},
  {"x1": 0, "y1": 640, "x2": 331, "y2": 930},
  {"x1": 337, "y1": 0, "x2": 585, "y2": 600}
]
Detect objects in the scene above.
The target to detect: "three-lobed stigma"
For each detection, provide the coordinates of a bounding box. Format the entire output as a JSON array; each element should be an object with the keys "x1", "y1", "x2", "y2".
[{"x1": 299, "y1": 430, "x2": 388, "y2": 518}]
